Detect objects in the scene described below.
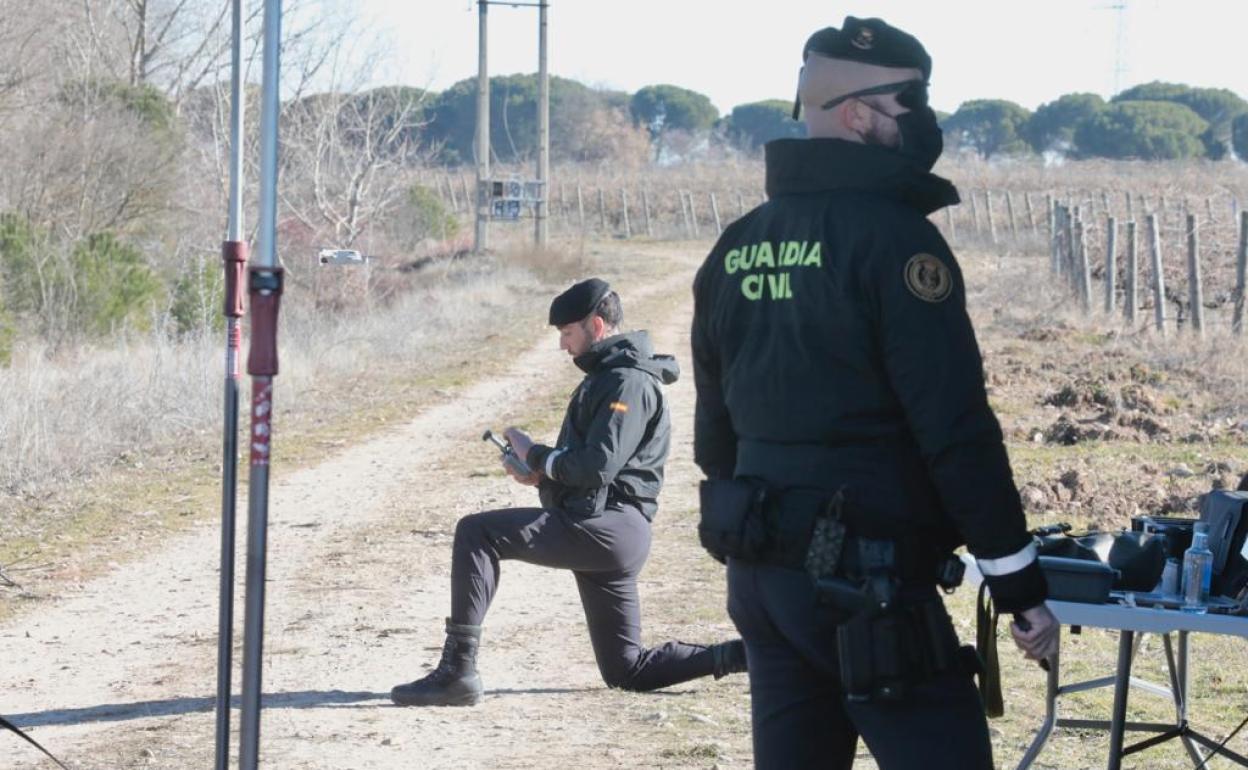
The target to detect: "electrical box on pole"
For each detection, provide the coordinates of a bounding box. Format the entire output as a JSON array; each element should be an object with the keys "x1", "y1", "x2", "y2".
[{"x1": 481, "y1": 178, "x2": 545, "y2": 221}]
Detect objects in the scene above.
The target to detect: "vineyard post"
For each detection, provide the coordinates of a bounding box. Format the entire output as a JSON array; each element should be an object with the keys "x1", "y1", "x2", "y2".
[
  {"x1": 620, "y1": 189, "x2": 631, "y2": 239},
  {"x1": 1148, "y1": 213, "x2": 1166, "y2": 335},
  {"x1": 1105, "y1": 216, "x2": 1117, "y2": 315},
  {"x1": 1186, "y1": 213, "x2": 1203, "y2": 338},
  {"x1": 985, "y1": 190, "x2": 998, "y2": 245},
  {"x1": 1005, "y1": 190, "x2": 1018, "y2": 240},
  {"x1": 1233, "y1": 211, "x2": 1248, "y2": 335},
  {"x1": 642, "y1": 188, "x2": 653, "y2": 238},
  {"x1": 1125, "y1": 220, "x2": 1138, "y2": 326}
]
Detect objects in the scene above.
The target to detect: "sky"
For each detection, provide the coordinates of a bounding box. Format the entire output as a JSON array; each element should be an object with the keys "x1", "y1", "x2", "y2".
[{"x1": 351, "y1": 0, "x2": 1248, "y2": 116}]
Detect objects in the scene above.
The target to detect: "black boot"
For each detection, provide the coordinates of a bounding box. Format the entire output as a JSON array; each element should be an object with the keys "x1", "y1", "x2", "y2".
[
  {"x1": 711, "y1": 640, "x2": 748, "y2": 679},
  {"x1": 391, "y1": 619, "x2": 484, "y2": 707}
]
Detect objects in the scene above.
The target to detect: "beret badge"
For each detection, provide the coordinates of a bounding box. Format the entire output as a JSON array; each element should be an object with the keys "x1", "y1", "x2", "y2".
[{"x1": 851, "y1": 27, "x2": 875, "y2": 50}]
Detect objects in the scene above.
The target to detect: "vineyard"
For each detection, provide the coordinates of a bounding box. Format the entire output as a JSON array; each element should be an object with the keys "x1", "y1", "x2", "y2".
[{"x1": 425, "y1": 159, "x2": 1248, "y2": 337}]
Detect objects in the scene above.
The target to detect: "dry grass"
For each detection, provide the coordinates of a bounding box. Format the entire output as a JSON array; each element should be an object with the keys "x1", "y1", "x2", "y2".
[{"x1": 0, "y1": 248, "x2": 582, "y2": 622}]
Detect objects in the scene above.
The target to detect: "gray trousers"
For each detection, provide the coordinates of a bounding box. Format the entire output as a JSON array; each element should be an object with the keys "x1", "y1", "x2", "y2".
[{"x1": 450, "y1": 505, "x2": 717, "y2": 691}]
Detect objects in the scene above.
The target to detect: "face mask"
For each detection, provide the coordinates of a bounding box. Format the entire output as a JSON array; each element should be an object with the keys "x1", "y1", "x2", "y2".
[
  {"x1": 893, "y1": 107, "x2": 944, "y2": 171},
  {"x1": 892, "y1": 81, "x2": 943, "y2": 170},
  {"x1": 823, "y1": 80, "x2": 944, "y2": 171}
]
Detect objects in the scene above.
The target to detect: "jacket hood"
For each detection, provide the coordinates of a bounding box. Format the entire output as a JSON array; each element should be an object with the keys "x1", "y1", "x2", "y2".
[
  {"x1": 764, "y1": 137, "x2": 960, "y2": 215},
  {"x1": 574, "y1": 330, "x2": 680, "y2": 384}
]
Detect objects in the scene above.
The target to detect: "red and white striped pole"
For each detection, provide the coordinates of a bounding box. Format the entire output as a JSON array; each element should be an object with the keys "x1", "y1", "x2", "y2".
[
  {"x1": 214, "y1": 2, "x2": 248, "y2": 768},
  {"x1": 239, "y1": 0, "x2": 283, "y2": 766}
]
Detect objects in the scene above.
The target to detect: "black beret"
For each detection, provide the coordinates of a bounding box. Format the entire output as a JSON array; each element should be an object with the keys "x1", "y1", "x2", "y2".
[
  {"x1": 802, "y1": 16, "x2": 931, "y2": 82},
  {"x1": 549, "y1": 278, "x2": 611, "y2": 326}
]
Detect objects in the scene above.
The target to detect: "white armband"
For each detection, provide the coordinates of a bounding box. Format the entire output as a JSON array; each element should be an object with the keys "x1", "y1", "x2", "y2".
[
  {"x1": 545, "y1": 449, "x2": 566, "y2": 480},
  {"x1": 977, "y1": 543, "x2": 1038, "y2": 577}
]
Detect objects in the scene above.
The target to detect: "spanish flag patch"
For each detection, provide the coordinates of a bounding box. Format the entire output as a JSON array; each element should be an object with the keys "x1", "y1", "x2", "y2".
[{"x1": 610, "y1": 401, "x2": 630, "y2": 413}]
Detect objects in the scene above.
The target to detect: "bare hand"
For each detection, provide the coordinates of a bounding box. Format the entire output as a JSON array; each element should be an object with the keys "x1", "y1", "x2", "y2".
[
  {"x1": 502, "y1": 455, "x2": 542, "y2": 486},
  {"x1": 1010, "y1": 603, "x2": 1060, "y2": 666},
  {"x1": 503, "y1": 427, "x2": 535, "y2": 465}
]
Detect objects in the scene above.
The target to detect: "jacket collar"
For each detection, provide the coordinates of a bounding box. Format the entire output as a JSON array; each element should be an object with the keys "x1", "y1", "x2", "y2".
[
  {"x1": 574, "y1": 331, "x2": 648, "y2": 374},
  {"x1": 764, "y1": 138, "x2": 960, "y2": 215}
]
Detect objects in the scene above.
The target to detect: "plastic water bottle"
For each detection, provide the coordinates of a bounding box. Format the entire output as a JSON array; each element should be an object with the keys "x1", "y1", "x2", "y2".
[
  {"x1": 1160, "y1": 558, "x2": 1180, "y2": 596},
  {"x1": 1182, "y1": 522, "x2": 1213, "y2": 614}
]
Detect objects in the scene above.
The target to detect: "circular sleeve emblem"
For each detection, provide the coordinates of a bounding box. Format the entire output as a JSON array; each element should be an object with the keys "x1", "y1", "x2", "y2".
[{"x1": 903, "y1": 253, "x2": 952, "y2": 303}]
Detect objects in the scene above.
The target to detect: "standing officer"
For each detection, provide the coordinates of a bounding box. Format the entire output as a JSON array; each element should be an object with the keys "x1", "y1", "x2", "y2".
[
  {"x1": 690, "y1": 17, "x2": 1059, "y2": 768},
  {"x1": 392, "y1": 278, "x2": 746, "y2": 707}
]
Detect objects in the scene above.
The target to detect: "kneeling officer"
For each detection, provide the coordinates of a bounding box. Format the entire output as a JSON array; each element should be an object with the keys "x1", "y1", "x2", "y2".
[{"x1": 392, "y1": 278, "x2": 746, "y2": 707}]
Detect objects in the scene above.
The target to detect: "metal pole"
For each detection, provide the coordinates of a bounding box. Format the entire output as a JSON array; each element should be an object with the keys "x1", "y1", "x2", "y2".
[
  {"x1": 535, "y1": 1, "x2": 549, "y2": 246},
  {"x1": 239, "y1": 0, "x2": 284, "y2": 767},
  {"x1": 215, "y1": 3, "x2": 248, "y2": 769},
  {"x1": 474, "y1": 1, "x2": 490, "y2": 253}
]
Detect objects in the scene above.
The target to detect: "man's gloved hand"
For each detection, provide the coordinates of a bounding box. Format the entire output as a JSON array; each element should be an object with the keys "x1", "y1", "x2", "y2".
[{"x1": 1010, "y1": 603, "x2": 1060, "y2": 666}]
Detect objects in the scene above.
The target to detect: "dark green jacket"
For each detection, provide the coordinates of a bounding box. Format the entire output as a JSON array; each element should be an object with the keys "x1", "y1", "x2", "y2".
[
  {"x1": 527, "y1": 331, "x2": 678, "y2": 521},
  {"x1": 691, "y1": 138, "x2": 1045, "y2": 612}
]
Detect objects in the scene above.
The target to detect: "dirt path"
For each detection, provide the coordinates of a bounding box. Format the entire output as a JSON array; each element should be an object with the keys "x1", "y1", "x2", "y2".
[{"x1": 3, "y1": 244, "x2": 755, "y2": 770}]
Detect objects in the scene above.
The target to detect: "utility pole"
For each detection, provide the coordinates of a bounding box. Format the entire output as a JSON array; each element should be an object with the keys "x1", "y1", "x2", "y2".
[
  {"x1": 535, "y1": 1, "x2": 549, "y2": 246},
  {"x1": 1096, "y1": 1, "x2": 1130, "y2": 96},
  {"x1": 474, "y1": 1, "x2": 490, "y2": 254},
  {"x1": 474, "y1": 1, "x2": 550, "y2": 252}
]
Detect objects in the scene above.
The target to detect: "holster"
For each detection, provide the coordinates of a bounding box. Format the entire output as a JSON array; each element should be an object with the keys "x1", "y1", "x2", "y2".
[{"x1": 837, "y1": 595, "x2": 974, "y2": 704}]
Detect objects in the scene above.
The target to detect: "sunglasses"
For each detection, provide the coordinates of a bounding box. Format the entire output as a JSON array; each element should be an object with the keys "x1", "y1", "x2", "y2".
[{"x1": 821, "y1": 79, "x2": 929, "y2": 112}]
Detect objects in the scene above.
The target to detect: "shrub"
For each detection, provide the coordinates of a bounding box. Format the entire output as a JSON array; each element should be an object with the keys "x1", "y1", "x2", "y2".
[{"x1": 70, "y1": 232, "x2": 162, "y2": 336}]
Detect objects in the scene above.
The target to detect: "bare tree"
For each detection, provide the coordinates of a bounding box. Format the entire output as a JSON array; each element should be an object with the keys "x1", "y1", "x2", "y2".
[
  {"x1": 280, "y1": 86, "x2": 431, "y2": 248},
  {"x1": 0, "y1": 1, "x2": 46, "y2": 109},
  {"x1": 75, "y1": 0, "x2": 231, "y2": 107}
]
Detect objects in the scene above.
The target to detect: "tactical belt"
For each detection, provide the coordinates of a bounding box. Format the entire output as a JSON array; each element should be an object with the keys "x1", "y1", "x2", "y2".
[{"x1": 698, "y1": 479, "x2": 962, "y2": 588}]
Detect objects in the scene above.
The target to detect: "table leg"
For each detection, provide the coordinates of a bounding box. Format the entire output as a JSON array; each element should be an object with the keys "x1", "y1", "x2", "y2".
[
  {"x1": 1107, "y1": 629, "x2": 1135, "y2": 770},
  {"x1": 1164, "y1": 633, "x2": 1182, "y2": 722},
  {"x1": 1177, "y1": 630, "x2": 1206, "y2": 767},
  {"x1": 1016, "y1": 650, "x2": 1061, "y2": 770}
]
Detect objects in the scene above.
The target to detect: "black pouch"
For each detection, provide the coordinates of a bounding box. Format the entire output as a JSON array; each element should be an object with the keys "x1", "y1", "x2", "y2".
[{"x1": 698, "y1": 478, "x2": 769, "y2": 563}]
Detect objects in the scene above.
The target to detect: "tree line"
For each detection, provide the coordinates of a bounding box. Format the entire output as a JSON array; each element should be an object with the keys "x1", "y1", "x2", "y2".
[
  {"x1": 0, "y1": 0, "x2": 1242, "y2": 360},
  {"x1": 941, "y1": 82, "x2": 1248, "y2": 160},
  {"x1": 415, "y1": 76, "x2": 1248, "y2": 164},
  {"x1": 413, "y1": 76, "x2": 804, "y2": 166}
]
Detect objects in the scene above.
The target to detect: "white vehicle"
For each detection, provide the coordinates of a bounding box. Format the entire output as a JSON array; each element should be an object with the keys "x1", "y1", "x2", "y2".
[{"x1": 318, "y1": 248, "x2": 366, "y2": 265}]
